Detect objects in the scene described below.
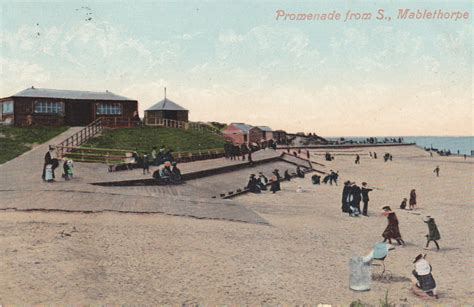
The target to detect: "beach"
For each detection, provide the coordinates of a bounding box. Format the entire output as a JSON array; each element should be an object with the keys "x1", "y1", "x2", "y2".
[{"x1": 0, "y1": 145, "x2": 472, "y2": 305}]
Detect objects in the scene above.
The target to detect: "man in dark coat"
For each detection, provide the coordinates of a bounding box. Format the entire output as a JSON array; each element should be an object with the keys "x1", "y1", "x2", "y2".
[
  {"x1": 341, "y1": 181, "x2": 352, "y2": 213},
  {"x1": 350, "y1": 183, "x2": 362, "y2": 213},
  {"x1": 360, "y1": 182, "x2": 373, "y2": 216}
]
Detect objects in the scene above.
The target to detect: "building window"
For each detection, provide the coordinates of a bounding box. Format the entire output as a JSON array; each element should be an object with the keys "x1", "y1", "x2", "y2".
[
  {"x1": 2, "y1": 101, "x2": 14, "y2": 114},
  {"x1": 34, "y1": 101, "x2": 63, "y2": 114},
  {"x1": 96, "y1": 103, "x2": 122, "y2": 115}
]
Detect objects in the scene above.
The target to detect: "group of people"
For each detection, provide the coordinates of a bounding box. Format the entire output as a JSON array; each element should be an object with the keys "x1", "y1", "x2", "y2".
[
  {"x1": 41, "y1": 146, "x2": 74, "y2": 182},
  {"x1": 400, "y1": 189, "x2": 417, "y2": 210},
  {"x1": 341, "y1": 181, "x2": 373, "y2": 216},
  {"x1": 152, "y1": 160, "x2": 182, "y2": 184},
  {"x1": 224, "y1": 143, "x2": 252, "y2": 161},
  {"x1": 246, "y1": 169, "x2": 283, "y2": 194}
]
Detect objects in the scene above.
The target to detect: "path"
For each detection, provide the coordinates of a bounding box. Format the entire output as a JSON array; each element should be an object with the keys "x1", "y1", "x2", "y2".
[{"x1": 0, "y1": 128, "x2": 269, "y2": 225}]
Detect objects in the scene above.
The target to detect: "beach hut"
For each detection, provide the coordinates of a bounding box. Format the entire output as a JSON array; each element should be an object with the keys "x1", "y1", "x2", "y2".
[
  {"x1": 144, "y1": 88, "x2": 189, "y2": 125},
  {"x1": 222, "y1": 123, "x2": 253, "y2": 144}
]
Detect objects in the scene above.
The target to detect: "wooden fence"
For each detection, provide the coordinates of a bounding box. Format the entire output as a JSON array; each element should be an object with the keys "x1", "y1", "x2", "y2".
[
  {"x1": 55, "y1": 117, "x2": 103, "y2": 157},
  {"x1": 144, "y1": 117, "x2": 223, "y2": 136},
  {"x1": 60, "y1": 146, "x2": 226, "y2": 165}
]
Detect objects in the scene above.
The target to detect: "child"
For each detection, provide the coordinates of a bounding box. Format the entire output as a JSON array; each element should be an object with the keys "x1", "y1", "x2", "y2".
[
  {"x1": 411, "y1": 254, "x2": 438, "y2": 299},
  {"x1": 142, "y1": 154, "x2": 150, "y2": 174},
  {"x1": 423, "y1": 216, "x2": 441, "y2": 251},
  {"x1": 400, "y1": 198, "x2": 407, "y2": 210},
  {"x1": 63, "y1": 159, "x2": 74, "y2": 180}
]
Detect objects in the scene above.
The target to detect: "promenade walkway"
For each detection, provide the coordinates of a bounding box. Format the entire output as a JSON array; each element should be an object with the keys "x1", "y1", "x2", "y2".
[{"x1": 0, "y1": 128, "x2": 270, "y2": 225}]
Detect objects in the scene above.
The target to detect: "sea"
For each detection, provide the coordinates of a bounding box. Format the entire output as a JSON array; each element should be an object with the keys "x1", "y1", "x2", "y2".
[{"x1": 326, "y1": 136, "x2": 473, "y2": 156}]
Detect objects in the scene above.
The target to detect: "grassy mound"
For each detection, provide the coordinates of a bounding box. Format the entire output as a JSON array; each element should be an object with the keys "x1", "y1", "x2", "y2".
[
  {"x1": 84, "y1": 126, "x2": 225, "y2": 154},
  {"x1": 0, "y1": 126, "x2": 68, "y2": 164}
]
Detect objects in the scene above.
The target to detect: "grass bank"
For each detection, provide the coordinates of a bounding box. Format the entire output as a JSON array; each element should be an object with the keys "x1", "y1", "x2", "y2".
[
  {"x1": 84, "y1": 126, "x2": 226, "y2": 154},
  {"x1": 0, "y1": 125, "x2": 68, "y2": 164}
]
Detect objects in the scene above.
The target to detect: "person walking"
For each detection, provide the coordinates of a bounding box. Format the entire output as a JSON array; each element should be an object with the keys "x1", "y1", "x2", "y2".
[
  {"x1": 355, "y1": 154, "x2": 360, "y2": 164},
  {"x1": 423, "y1": 216, "x2": 441, "y2": 251},
  {"x1": 360, "y1": 182, "x2": 373, "y2": 216},
  {"x1": 381, "y1": 206, "x2": 405, "y2": 246},
  {"x1": 433, "y1": 166, "x2": 440, "y2": 177}
]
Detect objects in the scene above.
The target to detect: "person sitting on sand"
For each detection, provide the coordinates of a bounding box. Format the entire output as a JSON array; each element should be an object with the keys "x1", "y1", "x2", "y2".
[
  {"x1": 270, "y1": 175, "x2": 280, "y2": 194},
  {"x1": 311, "y1": 174, "x2": 321, "y2": 185},
  {"x1": 409, "y1": 189, "x2": 417, "y2": 210},
  {"x1": 296, "y1": 166, "x2": 305, "y2": 178},
  {"x1": 400, "y1": 198, "x2": 408, "y2": 210},
  {"x1": 257, "y1": 172, "x2": 268, "y2": 191},
  {"x1": 381, "y1": 206, "x2": 405, "y2": 246},
  {"x1": 246, "y1": 174, "x2": 261, "y2": 194},
  {"x1": 423, "y1": 216, "x2": 441, "y2": 251},
  {"x1": 171, "y1": 162, "x2": 182, "y2": 181},
  {"x1": 272, "y1": 169, "x2": 282, "y2": 181},
  {"x1": 411, "y1": 254, "x2": 438, "y2": 299}
]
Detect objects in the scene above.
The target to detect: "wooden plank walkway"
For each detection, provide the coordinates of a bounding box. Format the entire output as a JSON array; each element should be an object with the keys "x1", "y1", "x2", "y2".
[{"x1": 0, "y1": 128, "x2": 273, "y2": 225}]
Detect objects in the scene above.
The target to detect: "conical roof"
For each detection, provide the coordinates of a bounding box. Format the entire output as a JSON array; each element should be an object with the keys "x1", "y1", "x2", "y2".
[{"x1": 146, "y1": 98, "x2": 188, "y2": 111}]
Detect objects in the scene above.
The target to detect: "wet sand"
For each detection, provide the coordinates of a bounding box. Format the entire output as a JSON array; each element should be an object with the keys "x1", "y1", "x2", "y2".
[{"x1": 0, "y1": 145, "x2": 472, "y2": 304}]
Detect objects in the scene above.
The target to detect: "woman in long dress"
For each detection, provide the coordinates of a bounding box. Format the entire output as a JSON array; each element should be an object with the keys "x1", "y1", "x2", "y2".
[
  {"x1": 409, "y1": 189, "x2": 417, "y2": 210},
  {"x1": 381, "y1": 206, "x2": 405, "y2": 246}
]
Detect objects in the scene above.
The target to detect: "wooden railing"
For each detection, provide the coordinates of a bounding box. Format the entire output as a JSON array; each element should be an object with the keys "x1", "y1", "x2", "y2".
[
  {"x1": 60, "y1": 145, "x2": 226, "y2": 165},
  {"x1": 101, "y1": 117, "x2": 141, "y2": 128},
  {"x1": 55, "y1": 117, "x2": 103, "y2": 157},
  {"x1": 144, "y1": 117, "x2": 223, "y2": 136}
]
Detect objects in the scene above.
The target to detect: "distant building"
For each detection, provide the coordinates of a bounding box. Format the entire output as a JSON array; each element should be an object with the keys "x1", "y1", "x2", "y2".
[
  {"x1": 144, "y1": 89, "x2": 189, "y2": 125},
  {"x1": 273, "y1": 130, "x2": 288, "y2": 144},
  {"x1": 222, "y1": 123, "x2": 253, "y2": 144},
  {"x1": 255, "y1": 126, "x2": 273, "y2": 141},
  {"x1": 0, "y1": 86, "x2": 138, "y2": 126}
]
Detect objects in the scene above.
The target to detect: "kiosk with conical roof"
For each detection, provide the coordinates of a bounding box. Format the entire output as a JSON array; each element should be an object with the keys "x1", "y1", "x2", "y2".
[{"x1": 144, "y1": 88, "x2": 189, "y2": 125}]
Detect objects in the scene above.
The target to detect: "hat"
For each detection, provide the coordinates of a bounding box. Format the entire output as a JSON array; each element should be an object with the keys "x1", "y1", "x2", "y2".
[
  {"x1": 362, "y1": 182, "x2": 367, "y2": 186},
  {"x1": 382, "y1": 206, "x2": 391, "y2": 211},
  {"x1": 413, "y1": 254, "x2": 424, "y2": 263}
]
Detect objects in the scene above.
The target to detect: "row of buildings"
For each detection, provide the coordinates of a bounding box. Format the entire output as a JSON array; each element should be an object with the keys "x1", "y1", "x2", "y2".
[
  {"x1": 0, "y1": 87, "x2": 188, "y2": 127},
  {"x1": 0, "y1": 86, "x2": 324, "y2": 146}
]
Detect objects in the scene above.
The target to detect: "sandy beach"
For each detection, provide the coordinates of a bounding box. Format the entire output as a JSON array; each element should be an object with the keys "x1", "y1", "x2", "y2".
[{"x1": 0, "y1": 145, "x2": 472, "y2": 305}]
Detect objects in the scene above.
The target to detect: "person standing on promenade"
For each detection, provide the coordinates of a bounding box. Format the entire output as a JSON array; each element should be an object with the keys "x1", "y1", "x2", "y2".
[
  {"x1": 409, "y1": 189, "x2": 417, "y2": 210},
  {"x1": 433, "y1": 166, "x2": 440, "y2": 177},
  {"x1": 361, "y1": 182, "x2": 373, "y2": 216},
  {"x1": 355, "y1": 154, "x2": 360, "y2": 164},
  {"x1": 306, "y1": 150, "x2": 310, "y2": 160},
  {"x1": 381, "y1": 206, "x2": 405, "y2": 246},
  {"x1": 423, "y1": 216, "x2": 441, "y2": 251},
  {"x1": 373, "y1": 152, "x2": 377, "y2": 159}
]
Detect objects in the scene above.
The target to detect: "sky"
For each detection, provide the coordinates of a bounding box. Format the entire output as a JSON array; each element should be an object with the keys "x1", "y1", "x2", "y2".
[{"x1": 0, "y1": 0, "x2": 472, "y2": 136}]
